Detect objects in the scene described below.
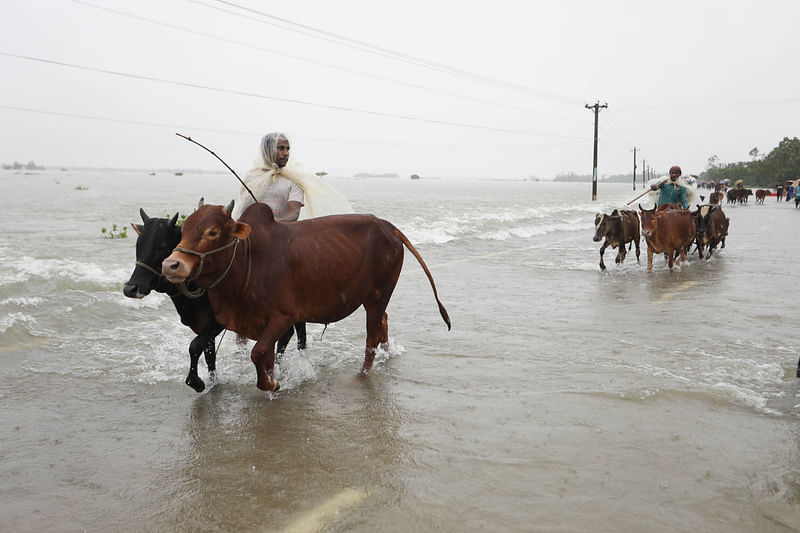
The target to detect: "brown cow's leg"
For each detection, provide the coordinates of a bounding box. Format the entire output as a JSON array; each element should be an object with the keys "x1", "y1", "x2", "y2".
[
  {"x1": 361, "y1": 309, "x2": 389, "y2": 377},
  {"x1": 647, "y1": 248, "x2": 654, "y2": 272},
  {"x1": 251, "y1": 318, "x2": 292, "y2": 391}
]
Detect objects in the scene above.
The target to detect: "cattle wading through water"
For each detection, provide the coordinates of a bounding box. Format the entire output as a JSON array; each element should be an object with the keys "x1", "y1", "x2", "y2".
[
  {"x1": 638, "y1": 205, "x2": 697, "y2": 271},
  {"x1": 123, "y1": 208, "x2": 304, "y2": 392},
  {"x1": 694, "y1": 204, "x2": 730, "y2": 260},
  {"x1": 593, "y1": 209, "x2": 640, "y2": 270},
  {"x1": 161, "y1": 200, "x2": 451, "y2": 392}
]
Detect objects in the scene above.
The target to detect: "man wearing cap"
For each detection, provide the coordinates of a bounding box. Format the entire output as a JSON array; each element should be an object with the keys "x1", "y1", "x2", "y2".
[{"x1": 650, "y1": 165, "x2": 689, "y2": 208}]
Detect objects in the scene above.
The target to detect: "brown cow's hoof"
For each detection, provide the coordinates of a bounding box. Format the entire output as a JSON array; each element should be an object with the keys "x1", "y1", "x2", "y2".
[{"x1": 257, "y1": 377, "x2": 279, "y2": 392}]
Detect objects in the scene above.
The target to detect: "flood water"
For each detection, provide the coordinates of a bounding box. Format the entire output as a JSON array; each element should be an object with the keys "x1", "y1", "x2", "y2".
[{"x1": 1, "y1": 170, "x2": 799, "y2": 532}]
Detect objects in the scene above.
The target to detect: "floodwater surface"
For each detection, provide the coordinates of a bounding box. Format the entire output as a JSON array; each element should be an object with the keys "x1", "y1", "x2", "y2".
[{"x1": 1, "y1": 171, "x2": 799, "y2": 532}]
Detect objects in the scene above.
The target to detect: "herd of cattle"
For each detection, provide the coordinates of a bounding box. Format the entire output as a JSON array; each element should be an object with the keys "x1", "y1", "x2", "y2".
[
  {"x1": 124, "y1": 200, "x2": 451, "y2": 393},
  {"x1": 593, "y1": 203, "x2": 730, "y2": 272}
]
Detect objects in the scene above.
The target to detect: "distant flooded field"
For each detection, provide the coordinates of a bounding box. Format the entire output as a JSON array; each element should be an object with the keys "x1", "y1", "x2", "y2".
[{"x1": 1, "y1": 170, "x2": 798, "y2": 532}]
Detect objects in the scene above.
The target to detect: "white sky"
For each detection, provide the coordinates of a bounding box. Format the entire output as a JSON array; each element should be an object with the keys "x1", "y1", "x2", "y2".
[{"x1": 2, "y1": 0, "x2": 799, "y2": 179}]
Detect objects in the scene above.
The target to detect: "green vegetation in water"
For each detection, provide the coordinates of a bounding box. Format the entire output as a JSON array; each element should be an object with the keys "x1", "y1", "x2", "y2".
[
  {"x1": 101, "y1": 224, "x2": 128, "y2": 239},
  {"x1": 75, "y1": 185, "x2": 88, "y2": 190},
  {"x1": 165, "y1": 213, "x2": 187, "y2": 226}
]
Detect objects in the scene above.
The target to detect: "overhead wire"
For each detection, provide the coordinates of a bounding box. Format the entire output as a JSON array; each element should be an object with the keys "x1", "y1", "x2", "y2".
[
  {"x1": 188, "y1": 0, "x2": 583, "y2": 106},
  {"x1": 0, "y1": 103, "x2": 588, "y2": 149},
  {"x1": 67, "y1": 0, "x2": 585, "y2": 124},
  {"x1": 0, "y1": 51, "x2": 587, "y2": 140}
]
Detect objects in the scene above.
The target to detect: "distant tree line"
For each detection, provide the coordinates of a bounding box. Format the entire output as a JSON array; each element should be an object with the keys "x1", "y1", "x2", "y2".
[
  {"x1": 2, "y1": 160, "x2": 44, "y2": 170},
  {"x1": 701, "y1": 137, "x2": 800, "y2": 187}
]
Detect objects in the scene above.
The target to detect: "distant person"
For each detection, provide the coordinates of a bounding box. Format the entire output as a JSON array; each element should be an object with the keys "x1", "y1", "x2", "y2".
[
  {"x1": 776, "y1": 182, "x2": 784, "y2": 202},
  {"x1": 650, "y1": 165, "x2": 688, "y2": 208},
  {"x1": 787, "y1": 183, "x2": 795, "y2": 202}
]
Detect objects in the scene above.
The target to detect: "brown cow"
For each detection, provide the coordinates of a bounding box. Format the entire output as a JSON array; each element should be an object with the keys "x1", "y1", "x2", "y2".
[
  {"x1": 694, "y1": 205, "x2": 730, "y2": 260},
  {"x1": 755, "y1": 189, "x2": 768, "y2": 204},
  {"x1": 162, "y1": 200, "x2": 451, "y2": 392},
  {"x1": 639, "y1": 205, "x2": 697, "y2": 271},
  {"x1": 593, "y1": 209, "x2": 640, "y2": 270},
  {"x1": 709, "y1": 191, "x2": 722, "y2": 205}
]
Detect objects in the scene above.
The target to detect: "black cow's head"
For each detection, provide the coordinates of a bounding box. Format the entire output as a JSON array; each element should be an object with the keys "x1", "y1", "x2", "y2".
[
  {"x1": 123, "y1": 209, "x2": 182, "y2": 298},
  {"x1": 695, "y1": 205, "x2": 715, "y2": 238}
]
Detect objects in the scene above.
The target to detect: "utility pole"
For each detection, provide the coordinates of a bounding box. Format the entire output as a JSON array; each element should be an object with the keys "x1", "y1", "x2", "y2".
[
  {"x1": 631, "y1": 147, "x2": 638, "y2": 190},
  {"x1": 642, "y1": 159, "x2": 646, "y2": 185},
  {"x1": 585, "y1": 101, "x2": 608, "y2": 201}
]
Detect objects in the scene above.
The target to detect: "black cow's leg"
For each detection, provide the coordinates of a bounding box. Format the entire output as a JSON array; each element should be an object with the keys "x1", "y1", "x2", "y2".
[
  {"x1": 276, "y1": 326, "x2": 294, "y2": 358},
  {"x1": 295, "y1": 322, "x2": 307, "y2": 350},
  {"x1": 203, "y1": 337, "x2": 217, "y2": 385},
  {"x1": 599, "y1": 242, "x2": 608, "y2": 270},
  {"x1": 796, "y1": 356, "x2": 800, "y2": 378},
  {"x1": 186, "y1": 335, "x2": 207, "y2": 393}
]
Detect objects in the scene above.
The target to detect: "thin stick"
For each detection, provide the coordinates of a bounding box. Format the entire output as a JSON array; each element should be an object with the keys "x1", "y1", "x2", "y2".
[
  {"x1": 626, "y1": 178, "x2": 667, "y2": 206},
  {"x1": 175, "y1": 132, "x2": 257, "y2": 203}
]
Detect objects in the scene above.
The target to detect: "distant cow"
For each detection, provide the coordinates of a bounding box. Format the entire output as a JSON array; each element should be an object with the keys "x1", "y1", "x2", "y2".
[
  {"x1": 639, "y1": 205, "x2": 697, "y2": 271},
  {"x1": 709, "y1": 192, "x2": 722, "y2": 205},
  {"x1": 694, "y1": 205, "x2": 730, "y2": 260},
  {"x1": 162, "y1": 200, "x2": 451, "y2": 392},
  {"x1": 593, "y1": 209, "x2": 640, "y2": 270},
  {"x1": 755, "y1": 189, "x2": 768, "y2": 204}
]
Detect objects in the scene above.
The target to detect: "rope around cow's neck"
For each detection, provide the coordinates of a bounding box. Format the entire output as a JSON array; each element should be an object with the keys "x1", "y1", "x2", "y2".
[
  {"x1": 173, "y1": 237, "x2": 239, "y2": 290},
  {"x1": 136, "y1": 259, "x2": 203, "y2": 298}
]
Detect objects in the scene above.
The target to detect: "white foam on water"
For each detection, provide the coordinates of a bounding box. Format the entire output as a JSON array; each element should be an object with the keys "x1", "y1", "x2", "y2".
[
  {"x1": 0, "y1": 296, "x2": 44, "y2": 306},
  {"x1": 1, "y1": 254, "x2": 129, "y2": 286},
  {"x1": 0, "y1": 312, "x2": 36, "y2": 334}
]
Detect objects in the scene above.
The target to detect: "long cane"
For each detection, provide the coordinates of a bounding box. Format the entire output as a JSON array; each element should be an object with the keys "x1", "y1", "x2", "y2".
[{"x1": 626, "y1": 178, "x2": 667, "y2": 206}]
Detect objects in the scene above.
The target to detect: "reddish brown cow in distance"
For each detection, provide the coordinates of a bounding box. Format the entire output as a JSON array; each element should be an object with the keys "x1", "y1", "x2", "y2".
[
  {"x1": 754, "y1": 189, "x2": 768, "y2": 204},
  {"x1": 638, "y1": 205, "x2": 697, "y2": 271},
  {"x1": 162, "y1": 200, "x2": 451, "y2": 392},
  {"x1": 592, "y1": 209, "x2": 640, "y2": 270}
]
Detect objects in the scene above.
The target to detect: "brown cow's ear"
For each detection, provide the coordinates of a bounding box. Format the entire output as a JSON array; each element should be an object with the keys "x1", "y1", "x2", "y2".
[
  {"x1": 131, "y1": 223, "x2": 143, "y2": 235},
  {"x1": 232, "y1": 221, "x2": 251, "y2": 240}
]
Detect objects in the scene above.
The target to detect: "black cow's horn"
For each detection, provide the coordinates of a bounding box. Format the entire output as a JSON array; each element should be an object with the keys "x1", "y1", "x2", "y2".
[
  {"x1": 223, "y1": 200, "x2": 234, "y2": 216},
  {"x1": 140, "y1": 208, "x2": 151, "y2": 223},
  {"x1": 169, "y1": 212, "x2": 179, "y2": 227}
]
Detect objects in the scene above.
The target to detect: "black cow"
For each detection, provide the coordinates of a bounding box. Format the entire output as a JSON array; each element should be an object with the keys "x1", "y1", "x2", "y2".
[
  {"x1": 123, "y1": 210, "x2": 224, "y2": 392},
  {"x1": 593, "y1": 209, "x2": 641, "y2": 270},
  {"x1": 694, "y1": 204, "x2": 729, "y2": 260}
]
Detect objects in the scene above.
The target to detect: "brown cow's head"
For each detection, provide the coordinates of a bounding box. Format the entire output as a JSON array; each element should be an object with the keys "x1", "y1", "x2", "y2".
[
  {"x1": 161, "y1": 200, "x2": 251, "y2": 284},
  {"x1": 638, "y1": 204, "x2": 656, "y2": 238},
  {"x1": 593, "y1": 211, "x2": 622, "y2": 242}
]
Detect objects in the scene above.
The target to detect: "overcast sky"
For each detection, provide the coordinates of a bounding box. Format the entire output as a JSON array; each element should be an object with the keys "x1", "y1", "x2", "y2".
[{"x1": 2, "y1": 0, "x2": 799, "y2": 179}]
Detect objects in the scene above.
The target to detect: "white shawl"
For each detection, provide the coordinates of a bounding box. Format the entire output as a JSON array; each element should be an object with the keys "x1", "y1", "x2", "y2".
[{"x1": 233, "y1": 133, "x2": 353, "y2": 220}]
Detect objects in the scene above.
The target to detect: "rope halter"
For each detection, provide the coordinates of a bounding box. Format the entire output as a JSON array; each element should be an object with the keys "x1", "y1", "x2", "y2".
[{"x1": 172, "y1": 237, "x2": 239, "y2": 290}]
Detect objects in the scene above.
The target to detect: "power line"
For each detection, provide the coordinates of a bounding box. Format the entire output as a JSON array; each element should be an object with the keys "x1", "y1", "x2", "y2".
[
  {"x1": 67, "y1": 0, "x2": 584, "y2": 124},
  {"x1": 188, "y1": 0, "x2": 583, "y2": 105},
  {"x1": 0, "y1": 104, "x2": 588, "y2": 149},
  {"x1": 0, "y1": 52, "x2": 586, "y2": 139}
]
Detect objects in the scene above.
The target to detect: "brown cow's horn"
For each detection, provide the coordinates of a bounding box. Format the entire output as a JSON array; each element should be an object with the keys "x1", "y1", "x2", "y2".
[
  {"x1": 140, "y1": 208, "x2": 151, "y2": 223},
  {"x1": 223, "y1": 200, "x2": 234, "y2": 216},
  {"x1": 197, "y1": 197, "x2": 205, "y2": 208}
]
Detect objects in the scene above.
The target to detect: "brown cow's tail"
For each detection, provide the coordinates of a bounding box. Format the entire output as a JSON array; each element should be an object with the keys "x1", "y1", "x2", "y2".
[{"x1": 392, "y1": 227, "x2": 451, "y2": 330}]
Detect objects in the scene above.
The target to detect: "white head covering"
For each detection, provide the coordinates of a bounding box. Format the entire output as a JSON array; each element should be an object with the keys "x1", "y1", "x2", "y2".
[{"x1": 233, "y1": 133, "x2": 354, "y2": 220}]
